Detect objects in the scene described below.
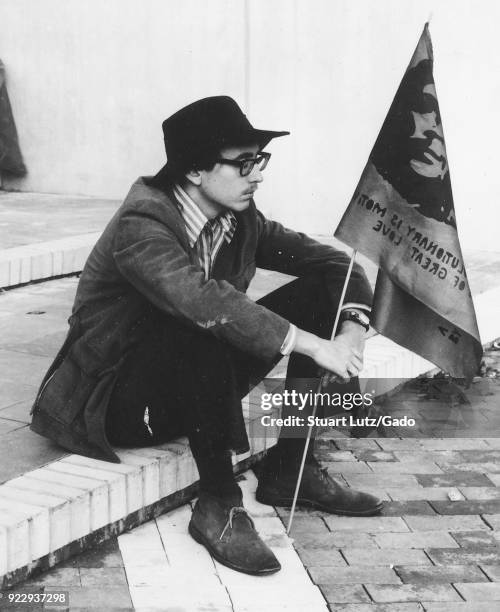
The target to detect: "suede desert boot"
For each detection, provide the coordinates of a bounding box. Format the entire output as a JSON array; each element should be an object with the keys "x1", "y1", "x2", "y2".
[
  {"x1": 189, "y1": 490, "x2": 281, "y2": 575},
  {"x1": 256, "y1": 449, "x2": 383, "y2": 516}
]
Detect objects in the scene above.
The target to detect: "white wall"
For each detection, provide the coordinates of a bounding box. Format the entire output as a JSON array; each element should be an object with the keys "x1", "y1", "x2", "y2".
[
  {"x1": 0, "y1": 0, "x2": 248, "y2": 196},
  {"x1": 1, "y1": 0, "x2": 499, "y2": 251}
]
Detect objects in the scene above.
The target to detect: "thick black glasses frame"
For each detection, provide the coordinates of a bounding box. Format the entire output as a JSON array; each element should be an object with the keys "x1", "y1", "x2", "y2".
[{"x1": 215, "y1": 151, "x2": 271, "y2": 177}]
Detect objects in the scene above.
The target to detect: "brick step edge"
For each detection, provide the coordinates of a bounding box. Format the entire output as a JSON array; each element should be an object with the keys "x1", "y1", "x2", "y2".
[
  {"x1": 0, "y1": 443, "x2": 271, "y2": 590},
  {"x1": 0, "y1": 233, "x2": 100, "y2": 288}
]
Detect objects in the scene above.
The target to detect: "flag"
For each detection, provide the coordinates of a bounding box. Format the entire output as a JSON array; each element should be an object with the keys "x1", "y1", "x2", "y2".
[{"x1": 334, "y1": 24, "x2": 482, "y2": 381}]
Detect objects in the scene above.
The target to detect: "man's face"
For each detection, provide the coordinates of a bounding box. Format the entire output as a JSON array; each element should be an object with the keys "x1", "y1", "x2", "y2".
[
  {"x1": 197, "y1": 143, "x2": 263, "y2": 216},
  {"x1": 409, "y1": 82, "x2": 448, "y2": 181}
]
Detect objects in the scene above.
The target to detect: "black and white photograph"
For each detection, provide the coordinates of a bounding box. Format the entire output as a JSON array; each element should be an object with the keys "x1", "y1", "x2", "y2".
[{"x1": 0, "y1": 1, "x2": 499, "y2": 610}]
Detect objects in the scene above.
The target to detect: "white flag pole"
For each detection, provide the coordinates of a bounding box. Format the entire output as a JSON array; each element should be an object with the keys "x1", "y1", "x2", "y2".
[{"x1": 286, "y1": 248, "x2": 358, "y2": 535}]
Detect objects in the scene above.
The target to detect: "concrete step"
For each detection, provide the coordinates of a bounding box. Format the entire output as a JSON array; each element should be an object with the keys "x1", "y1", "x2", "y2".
[
  {"x1": 0, "y1": 429, "x2": 278, "y2": 588},
  {"x1": 0, "y1": 233, "x2": 100, "y2": 288}
]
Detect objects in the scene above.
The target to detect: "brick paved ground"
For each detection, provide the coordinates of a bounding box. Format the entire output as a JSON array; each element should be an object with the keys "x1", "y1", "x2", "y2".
[
  {"x1": 4, "y1": 346, "x2": 500, "y2": 610},
  {"x1": 0, "y1": 538, "x2": 134, "y2": 611},
  {"x1": 273, "y1": 346, "x2": 500, "y2": 611}
]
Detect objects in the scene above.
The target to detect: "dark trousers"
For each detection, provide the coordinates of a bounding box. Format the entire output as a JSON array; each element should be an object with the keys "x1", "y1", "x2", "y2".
[{"x1": 106, "y1": 273, "x2": 352, "y2": 462}]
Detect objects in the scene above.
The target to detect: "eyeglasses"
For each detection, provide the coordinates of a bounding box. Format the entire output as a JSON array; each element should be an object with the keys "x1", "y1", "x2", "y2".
[{"x1": 215, "y1": 151, "x2": 271, "y2": 177}]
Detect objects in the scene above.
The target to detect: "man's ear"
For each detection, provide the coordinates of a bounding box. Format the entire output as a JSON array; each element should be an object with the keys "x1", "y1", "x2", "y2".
[{"x1": 184, "y1": 168, "x2": 202, "y2": 186}]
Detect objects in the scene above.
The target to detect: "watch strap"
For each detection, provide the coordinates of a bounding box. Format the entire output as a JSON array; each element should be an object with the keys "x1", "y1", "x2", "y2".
[{"x1": 340, "y1": 309, "x2": 370, "y2": 331}]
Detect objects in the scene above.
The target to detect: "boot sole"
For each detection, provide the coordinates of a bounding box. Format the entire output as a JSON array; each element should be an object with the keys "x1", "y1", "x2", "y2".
[
  {"x1": 188, "y1": 521, "x2": 281, "y2": 576},
  {"x1": 255, "y1": 491, "x2": 384, "y2": 517}
]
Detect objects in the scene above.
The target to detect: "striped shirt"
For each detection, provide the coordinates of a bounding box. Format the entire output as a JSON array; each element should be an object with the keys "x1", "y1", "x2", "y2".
[
  {"x1": 173, "y1": 183, "x2": 237, "y2": 280},
  {"x1": 172, "y1": 183, "x2": 370, "y2": 356}
]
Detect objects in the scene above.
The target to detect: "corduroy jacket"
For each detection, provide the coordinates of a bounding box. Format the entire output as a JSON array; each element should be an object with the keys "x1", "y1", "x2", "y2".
[{"x1": 30, "y1": 177, "x2": 372, "y2": 462}]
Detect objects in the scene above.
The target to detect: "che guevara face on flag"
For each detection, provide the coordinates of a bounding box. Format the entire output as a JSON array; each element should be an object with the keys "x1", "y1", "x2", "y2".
[{"x1": 370, "y1": 58, "x2": 456, "y2": 228}]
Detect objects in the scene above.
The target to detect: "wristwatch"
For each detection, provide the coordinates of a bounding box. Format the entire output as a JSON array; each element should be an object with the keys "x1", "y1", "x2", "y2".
[{"x1": 340, "y1": 309, "x2": 370, "y2": 332}]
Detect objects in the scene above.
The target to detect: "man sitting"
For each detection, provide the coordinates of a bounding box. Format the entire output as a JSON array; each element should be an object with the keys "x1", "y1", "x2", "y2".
[{"x1": 31, "y1": 96, "x2": 382, "y2": 576}]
